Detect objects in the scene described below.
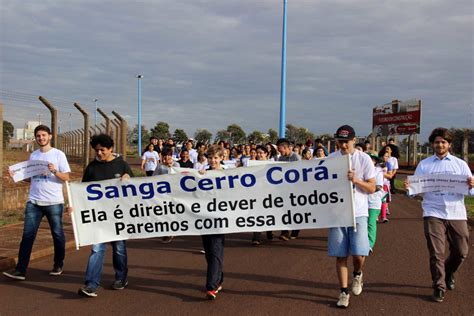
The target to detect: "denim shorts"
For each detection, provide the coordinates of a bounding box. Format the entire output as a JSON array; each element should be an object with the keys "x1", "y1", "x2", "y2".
[{"x1": 328, "y1": 216, "x2": 370, "y2": 257}]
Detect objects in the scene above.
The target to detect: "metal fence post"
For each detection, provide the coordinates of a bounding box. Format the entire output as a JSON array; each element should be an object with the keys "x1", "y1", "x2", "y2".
[
  {"x1": 112, "y1": 111, "x2": 127, "y2": 159},
  {"x1": 39, "y1": 96, "x2": 58, "y2": 147},
  {"x1": 73, "y1": 103, "x2": 90, "y2": 168}
]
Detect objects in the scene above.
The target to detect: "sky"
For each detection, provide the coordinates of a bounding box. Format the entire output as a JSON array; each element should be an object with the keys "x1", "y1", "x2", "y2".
[{"x1": 1, "y1": 0, "x2": 473, "y2": 142}]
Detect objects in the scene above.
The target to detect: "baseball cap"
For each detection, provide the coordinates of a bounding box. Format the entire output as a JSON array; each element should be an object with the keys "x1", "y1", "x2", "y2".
[{"x1": 334, "y1": 125, "x2": 355, "y2": 140}]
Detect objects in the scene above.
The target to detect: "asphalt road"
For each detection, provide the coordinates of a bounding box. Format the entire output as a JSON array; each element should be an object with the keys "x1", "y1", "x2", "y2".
[{"x1": 0, "y1": 194, "x2": 472, "y2": 315}]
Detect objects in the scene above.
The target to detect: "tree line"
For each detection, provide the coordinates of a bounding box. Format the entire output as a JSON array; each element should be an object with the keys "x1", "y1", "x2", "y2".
[{"x1": 127, "y1": 122, "x2": 326, "y2": 146}]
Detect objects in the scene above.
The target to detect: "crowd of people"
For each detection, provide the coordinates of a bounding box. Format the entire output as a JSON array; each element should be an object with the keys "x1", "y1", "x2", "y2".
[{"x1": 3, "y1": 124, "x2": 473, "y2": 309}]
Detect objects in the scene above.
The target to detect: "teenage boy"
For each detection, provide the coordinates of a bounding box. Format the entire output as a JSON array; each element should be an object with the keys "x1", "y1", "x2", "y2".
[
  {"x1": 3, "y1": 125, "x2": 71, "y2": 280},
  {"x1": 405, "y1": 128, "x2": 473, "y2": 303},
  {"x1": 276, "y1": 138, "x2": 300, "y2": 240},
  {"x1": 77, "y1": 134, "x2": 133, "y2": 297},
  {"x1": 328, "y1": 125, "x2": 375, "y2": 308},
  {"x1": 199, "y1": 145, "x2": 226, "y2": 300},
  {"x1": 178, "y1": 149, "x2": 194, "y2": 168}
]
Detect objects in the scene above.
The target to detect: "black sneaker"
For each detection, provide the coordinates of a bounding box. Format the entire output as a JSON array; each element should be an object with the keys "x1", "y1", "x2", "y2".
[
  {"x1": 111, "y1": 279, "x2": 128, "y2": 290},
  {"x1": 49, "y1": 266, "x2": 63, "y2": 276},
  {"x1": 279, "y1": 234, "x2": 289, "y2": 241},
  {"x1": 3, "y1": 270, "x2": 26, "y2": 281},
  {"x1": 446, "y1": 273, "x2": 455, "y2": 290},
  {"x1": 432, "y1": 288, "x2": 445, "y2": 302},
  {"x1": 78, "y1": 286, "x2": 98, "y2": 297}
]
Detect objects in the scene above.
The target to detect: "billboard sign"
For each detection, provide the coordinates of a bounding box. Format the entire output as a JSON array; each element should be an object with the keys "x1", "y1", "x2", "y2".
[{"x1": 372, "y1": 99, "x2": 421, "y2": 136}]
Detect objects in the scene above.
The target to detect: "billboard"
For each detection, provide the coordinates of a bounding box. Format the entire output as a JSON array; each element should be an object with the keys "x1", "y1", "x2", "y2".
[{"x1": 372, "y1": 99, "x2": 421, "y2": 136}]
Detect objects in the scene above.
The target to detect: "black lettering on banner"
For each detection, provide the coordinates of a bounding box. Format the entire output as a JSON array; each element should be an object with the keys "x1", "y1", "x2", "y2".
[
  {"x1": 114, "y1": 220, "x2": 190, "y2": 236},
  {"x1": 195, "y1": 217, "x2": 229, "y2": 230},
  {"x1": 114, "y1": 205, "x2": 124, "y2": 219},
  {"x1": 80, "y1": 209, "x2": 107, "y2": 224},
  {"x1": 236, "y1": 215, "x2": 276, "y2": 227},
  {"x1": 288, "y1": 191, "x2": 341, "y2": 206},
  {"x1": 191, "y1": 202, "x2": 201, "y2": 213},
  {"x1": 262, "y1": 194, "x2": 284, "y2": 209},
  {"x1": 282, "y1": 210, "x2": 314, "y2": 224}
]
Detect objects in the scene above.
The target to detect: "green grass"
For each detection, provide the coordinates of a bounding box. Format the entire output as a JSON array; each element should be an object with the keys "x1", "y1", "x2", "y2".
[
  {"x1": 394, "y1": 179, "x2": 404, "y2": 191},
  {"x1": 466, "y1": 196, "x2": 474, "y2": 219}
]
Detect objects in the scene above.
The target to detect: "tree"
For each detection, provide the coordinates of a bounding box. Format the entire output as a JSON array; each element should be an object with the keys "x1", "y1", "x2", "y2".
[
  {"x1": 315, "y1": 133, "x2": 332, "y2": 141},
  {"x1": 267, "y1": 128, "x2": 278, "y2": 144},
  {"x1": 448, "y1": 128, "x2": 473, "y2": 155},
  {"x1": 150, "y1": 121, "x2": 171, "y2": 140},
  {"x1": 194, "y1": 129, "x2": 213, "y2": 144},
  {"x1": 226, "y1": 124, "x2": 246, "y2": 144},
  {"x1": 3, "y1": 120, "x2": 14, "y2": 148},
  {"x1": 285, "y1": 124, "x2": 314, "y2": 144},
  {"x1": 247, "y1": 130, "x2": 266, "y2": 144},
  {"x1": 127, "y1": 124, "x2": 150, "y2": 147},
  {"x1": 214, "y1": 129, "x2": 230, "y2": 143},
  {"x1": 173, "y1": 128, "x2": 188, "y2": 143},
  {"x1": 285, "y1": 124, "x2": 299, "y2": 143}
]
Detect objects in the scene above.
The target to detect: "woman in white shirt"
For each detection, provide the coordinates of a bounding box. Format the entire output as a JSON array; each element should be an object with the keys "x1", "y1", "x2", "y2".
[{"x1": 141, "y1": 144, "x2": 160, "y2": 176}]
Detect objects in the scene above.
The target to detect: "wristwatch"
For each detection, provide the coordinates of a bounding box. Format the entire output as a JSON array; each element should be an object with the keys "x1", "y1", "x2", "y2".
[{"x1": 52, "y1": 169, "x2": 58, "y2": 175}]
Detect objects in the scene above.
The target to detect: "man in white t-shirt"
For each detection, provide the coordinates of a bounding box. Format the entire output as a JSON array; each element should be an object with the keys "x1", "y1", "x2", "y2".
[
  {"x1": 327, "y1": 125, "x2": 376, "y2": 308},
  {"x1": 3, "y1": 125, "x2": 71, "y2": 281}
]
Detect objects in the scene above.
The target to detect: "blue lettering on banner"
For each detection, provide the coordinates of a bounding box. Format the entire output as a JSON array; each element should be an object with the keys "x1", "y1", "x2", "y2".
[
  {"x1": 266, "y1": 162, "x2": 330, "y2": 185},
  {"x1": 86, "y1": 181, "x2": 172, "y2": 201}
]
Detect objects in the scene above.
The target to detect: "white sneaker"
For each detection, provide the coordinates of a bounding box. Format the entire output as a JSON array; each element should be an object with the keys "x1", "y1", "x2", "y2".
[
  {"x1": 336, "y1": 292, "x2": 350, "y2": 308},
  {"x1": 352, "y1": 272, "x2": 363, "y2": 296}
]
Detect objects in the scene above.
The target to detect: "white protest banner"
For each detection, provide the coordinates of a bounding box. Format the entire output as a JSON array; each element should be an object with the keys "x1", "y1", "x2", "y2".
[
  {"x1": 247, "y1": 160, "x2": 281, "y2": 167},
  {"x1": 408, "y1": 174, "x2": 470, "y2": 195},
  {"x1": 9, "y1": 160, "x2": 50, "y2": 182},
  {"x1": 68, "y1": 155, "x2": 355, "y2": 247}
]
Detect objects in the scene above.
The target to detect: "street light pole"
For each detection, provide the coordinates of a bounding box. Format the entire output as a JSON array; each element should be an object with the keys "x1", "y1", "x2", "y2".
[
  {"x1": 279, "y1": 0, "x2": 288, "y2": 138},
  {"x1": 137, "y1": 74, "x2": 143, "y2": 156},
  {"x1": 94, "y1": 99, "x2": 98, "y2": 127}
]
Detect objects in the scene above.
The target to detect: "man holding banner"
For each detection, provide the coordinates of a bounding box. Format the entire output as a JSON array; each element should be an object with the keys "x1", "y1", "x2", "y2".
[
  {"x1": 77, "y1": 134, "x2": 134, "y2": 298},
  {"x1": 3, "y1": 125, "x2": 71, "y2": 281},
  {"x1": 328, "y1": 125, "x2": 376, "y2": 308},
  {"x1": 405, "y1": 128, "x2": 473, "y2": 303}
]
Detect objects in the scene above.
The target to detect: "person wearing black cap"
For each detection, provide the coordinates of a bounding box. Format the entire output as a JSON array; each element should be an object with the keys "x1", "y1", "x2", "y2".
[
  {"x1": 327, "y1": 125, "x2": 376, "y2": 308},
  {"x1": 276, "y1": 138, "x2": 301, "y2": 240}
]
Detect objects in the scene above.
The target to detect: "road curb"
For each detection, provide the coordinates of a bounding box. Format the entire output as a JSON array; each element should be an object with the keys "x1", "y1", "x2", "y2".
[{"x1": 0, "y1": 240, "x2": 76, "y2": 271}]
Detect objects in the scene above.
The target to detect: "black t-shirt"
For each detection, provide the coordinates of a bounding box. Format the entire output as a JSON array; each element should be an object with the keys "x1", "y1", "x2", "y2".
[
  {"x1": 178, "y1": 160, "x2": 194, "y2": 169},
  {"x1": 82, "y1": 155, "x2": 134, "y2": 182}
]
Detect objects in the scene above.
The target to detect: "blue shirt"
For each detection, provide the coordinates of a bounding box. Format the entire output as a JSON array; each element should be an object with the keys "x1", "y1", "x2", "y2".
[{"x1": 414, "y1": 153, "x2": 473, "y2": 220}]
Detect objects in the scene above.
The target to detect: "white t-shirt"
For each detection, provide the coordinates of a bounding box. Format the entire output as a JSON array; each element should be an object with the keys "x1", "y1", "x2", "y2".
[
  {"x1": 142, "y1": 151, "x2": 160, "y2": 171},
  {"x1": 189, "y1": 149, "x2": 198, "y2": 164},
  {"x1": 329, "y1": 149, "x2": 376, "y2": 217},
  {"x1": 28, "y1": 148, "x2": 71, "y2": 203},
  {"x1": 368, "y1": 166, "x2": 385, "y2": 210},
  {"x1": 388, "y1": 156, "x2": 399, "y2": 170}
]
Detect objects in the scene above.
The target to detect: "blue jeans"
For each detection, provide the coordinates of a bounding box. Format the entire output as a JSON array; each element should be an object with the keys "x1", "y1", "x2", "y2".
[
  {"x1": 16, "y1": 202, "x2": 65, "y2": 274},
  {"x1": 84, "y1": 241, "x2": 128, "y2": 290},
  {"x1": 201, "y1": 234, "x2": 224, "y2": 291}
]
